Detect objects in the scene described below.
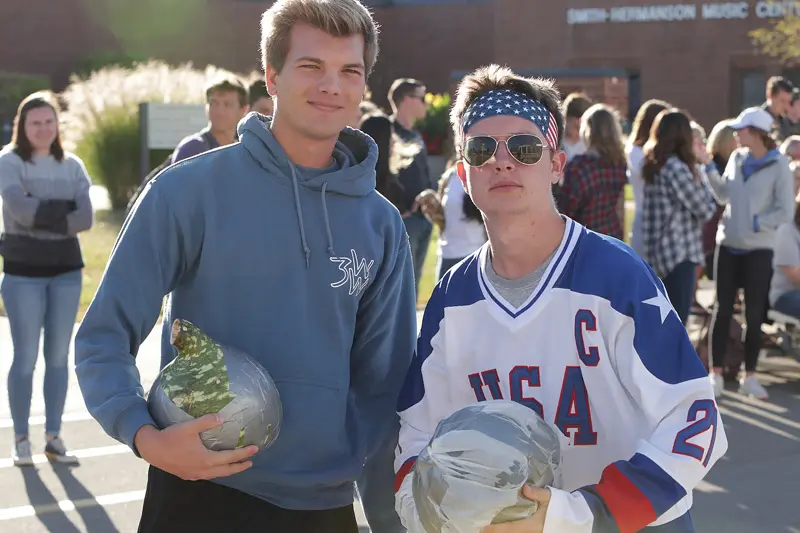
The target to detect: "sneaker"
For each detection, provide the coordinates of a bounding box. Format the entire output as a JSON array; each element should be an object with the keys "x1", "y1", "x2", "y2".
[
  {"x1": 739, "y1": 375, "x2": 768, "y2": 400},
  {"x1": 709, "y1": 373, "x2": 724, "y2": 398},
  {"x1": 12, "y1": 438, "x2": 34, "y2": 467},
  {"x1": 44, "y1": 436, "x2": 79, "y2": 465}
]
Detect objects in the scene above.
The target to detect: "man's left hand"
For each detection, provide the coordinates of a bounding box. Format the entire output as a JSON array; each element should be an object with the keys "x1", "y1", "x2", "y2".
[{"x1": 481, "y1": 485, "x2": 551, "y2": 533}]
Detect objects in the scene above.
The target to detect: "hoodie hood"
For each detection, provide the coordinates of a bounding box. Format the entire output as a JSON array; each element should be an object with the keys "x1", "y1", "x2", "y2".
[
  {"x1": 236, "y1": 112, "x2": 379, "y2": 267},
  {"x1": 740, "y1": 147, "x2": 780, "y2": 181},
  {"x1": 237, "y1": 112, "x2": 377, "y2": 196}
]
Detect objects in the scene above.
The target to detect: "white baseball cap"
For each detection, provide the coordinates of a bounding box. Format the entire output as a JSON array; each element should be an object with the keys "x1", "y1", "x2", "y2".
[{"x1": 729, "y1": 107, "x2": 775, "y2": 133}]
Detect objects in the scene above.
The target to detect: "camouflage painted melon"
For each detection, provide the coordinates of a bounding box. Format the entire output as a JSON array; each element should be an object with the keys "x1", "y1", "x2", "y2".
[{"x1": 146, "y1": 319, "x2": 282, "y2": 452}]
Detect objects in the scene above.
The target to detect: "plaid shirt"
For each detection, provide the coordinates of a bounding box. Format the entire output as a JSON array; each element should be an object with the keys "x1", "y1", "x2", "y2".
[
  {"x1": 642, "y1": 156, "x2": 717, "y2": 278},
  {"x1": 554, "y1": 153, "x2": 627, "y2": 239}
]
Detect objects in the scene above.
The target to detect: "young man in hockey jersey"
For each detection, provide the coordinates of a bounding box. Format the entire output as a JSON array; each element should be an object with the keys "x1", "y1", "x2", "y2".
[{"x1": 394, "y1": 65, "x2": 727, "y2": 533}]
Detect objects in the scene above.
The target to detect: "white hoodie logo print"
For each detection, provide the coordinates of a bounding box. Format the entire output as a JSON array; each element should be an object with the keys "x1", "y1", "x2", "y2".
[{"x1": 330, "y1": 249, "x2": 375, "y2": 297}]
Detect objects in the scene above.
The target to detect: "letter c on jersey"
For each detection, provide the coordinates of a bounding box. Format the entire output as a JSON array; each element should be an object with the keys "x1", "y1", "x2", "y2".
[{"x1": 575, "y1": 309, "x2": 600, "y2": 366}]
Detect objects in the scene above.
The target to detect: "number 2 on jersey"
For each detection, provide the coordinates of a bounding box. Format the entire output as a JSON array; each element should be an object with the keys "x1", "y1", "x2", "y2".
[{"x1": 672, "y1": 399, "x2": 718, "y2": 466}]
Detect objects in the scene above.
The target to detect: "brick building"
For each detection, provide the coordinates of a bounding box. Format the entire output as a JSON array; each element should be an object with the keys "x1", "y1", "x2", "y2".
[{"x1": 1, "y1": 0, "x2": 798, "y2": 129}]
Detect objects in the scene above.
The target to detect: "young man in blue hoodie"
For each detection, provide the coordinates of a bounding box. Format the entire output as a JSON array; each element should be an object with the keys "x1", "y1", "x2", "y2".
[{"x1": 74, "y1": 1, "x2": 416, "y2": 531}]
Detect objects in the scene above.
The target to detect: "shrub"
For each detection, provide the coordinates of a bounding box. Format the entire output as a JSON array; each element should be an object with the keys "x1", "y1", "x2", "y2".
[
  {"x1": 416, "y1": 92, "x2": 452, "y2": 156},
  {"x1": 60, "y1": 60, "x2": 244, "y2": 210},
  {"x1": 72, "y1": 52, "x2": 149, "y2": 81}
]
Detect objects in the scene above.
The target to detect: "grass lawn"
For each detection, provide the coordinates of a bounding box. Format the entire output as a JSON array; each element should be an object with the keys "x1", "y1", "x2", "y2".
[
  {"x1": 625, "y1": 183, "x2": 633, "y2": 202},
  {"x1": 75, "y1": 210, "x2": 127, "y2": 320},
  {"x1": 416, "y1": 229, "x2": 439, "y2": 310}
]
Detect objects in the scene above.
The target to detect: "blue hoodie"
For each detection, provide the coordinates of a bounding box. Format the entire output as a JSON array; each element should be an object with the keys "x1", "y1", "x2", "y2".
[{"x1": 75, "y1": 113, "x2": 417, "y2": 512}]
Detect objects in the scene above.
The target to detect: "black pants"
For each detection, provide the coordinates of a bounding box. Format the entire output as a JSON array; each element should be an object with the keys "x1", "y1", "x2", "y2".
[
  {"x1": 661, "y1": 260, "x2": 698, "y2": 325},
  {"x1": 709, "y1": 246, "x2": 773, "y2": 372},
  {"x1": 138, "y1": 466, "x2": 359, "y2": 533}
]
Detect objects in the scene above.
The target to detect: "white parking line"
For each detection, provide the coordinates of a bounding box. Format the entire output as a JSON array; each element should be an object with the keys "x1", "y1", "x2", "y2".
[
  {"x1": 0, "y1": 411, "x2": 94, "y2": 429},
  {"x1": 0, "y1": 444, "x2": 130, "y2": 469},
  {"x1": 0, "y1": 490, "x2": 146, "y2": 521}
]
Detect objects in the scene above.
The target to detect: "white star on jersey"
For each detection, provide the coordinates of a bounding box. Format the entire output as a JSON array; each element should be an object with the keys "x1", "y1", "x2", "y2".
[{"x1": 642, "y1": 288, "x2": 673, "y2": 324}]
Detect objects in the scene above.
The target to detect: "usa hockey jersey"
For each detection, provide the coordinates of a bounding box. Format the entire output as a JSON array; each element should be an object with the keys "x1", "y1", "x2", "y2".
[{"x1": 395, "y1": 218, "x2": 727, "y2": 533}]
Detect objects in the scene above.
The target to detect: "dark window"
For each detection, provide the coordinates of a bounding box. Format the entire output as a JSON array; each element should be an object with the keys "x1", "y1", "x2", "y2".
[{"x1": 734, "y1": 69, "x2": 766, "y2": 113}]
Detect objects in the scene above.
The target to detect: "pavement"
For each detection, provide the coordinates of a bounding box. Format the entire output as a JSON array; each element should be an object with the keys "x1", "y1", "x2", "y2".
[{"x1": 0, "y1": 283, "x2": 799, "y2": 532}]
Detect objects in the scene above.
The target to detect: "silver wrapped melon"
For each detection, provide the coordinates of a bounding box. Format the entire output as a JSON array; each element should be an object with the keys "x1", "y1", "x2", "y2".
[
  {"x1": 412, "y1": 400, "x2": 562, "y2": 532},
  {"x1": 146, "y1": 319, "x2": 282, "y2": 452}
]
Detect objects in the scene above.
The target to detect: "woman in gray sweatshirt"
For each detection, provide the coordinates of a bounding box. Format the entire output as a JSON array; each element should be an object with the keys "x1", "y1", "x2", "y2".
[
  {"x1": 0, "y1": 92, "x2": 93, "y2": 466},
  {"x1": 706, "y1": 107, "x2": 795, "y2": 400}
]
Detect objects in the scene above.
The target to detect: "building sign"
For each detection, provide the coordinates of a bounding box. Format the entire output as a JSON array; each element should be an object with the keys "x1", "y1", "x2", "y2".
[{"x1": 567, "y1": 1, "x2": 800, "y2": 24}]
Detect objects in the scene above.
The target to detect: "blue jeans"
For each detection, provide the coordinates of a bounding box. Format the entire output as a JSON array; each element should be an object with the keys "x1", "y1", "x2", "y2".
[
  {"x1": 403, "y1": 213, "x2": 433, "y2": 297},
  {"x1": 661, "y1": 261, "x2": 697, "y2": 325},
  {"x1": 2, "y1": 270, "x2": 82, "y2": 437},
  {"x1": 774, "y1": 290, "x2": 800, "y2": 318}
]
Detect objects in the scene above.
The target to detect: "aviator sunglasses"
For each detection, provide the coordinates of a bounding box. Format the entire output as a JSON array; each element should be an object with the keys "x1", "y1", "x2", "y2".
[{"x1": 462, "y1": 134, "x2": 550, "y2": 167}]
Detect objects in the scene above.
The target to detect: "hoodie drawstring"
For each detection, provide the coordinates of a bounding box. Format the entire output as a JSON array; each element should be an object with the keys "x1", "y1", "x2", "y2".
[
  {"x1": 289, "y1": 164, "x2": 311, "y2": 268},
  {"x1": 321, "y1": 182, "x2": 335, "y2": 255},
  {"x1": 288, "y1": 166, "x2": 336, "y2": 269}
]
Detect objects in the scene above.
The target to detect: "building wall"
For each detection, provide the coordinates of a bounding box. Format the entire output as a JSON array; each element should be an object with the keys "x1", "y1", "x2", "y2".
[
  {"x1": 0, "y1": 0, "x2": 794, "y2": 130},
  {"x1": 0, "y1": 0, "x2": 116, "y2": 85},
  {"x1": 369, "y1": 1, "x2": 495, "y2": 108},
  {"x1": 493, "y1": 0, "x2": 792, "y2": 128}
]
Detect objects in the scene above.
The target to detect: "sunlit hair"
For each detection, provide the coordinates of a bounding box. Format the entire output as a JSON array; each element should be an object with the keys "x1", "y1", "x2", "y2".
[{"x1": 261, "y1": 0, "x2": 379, "y2": 76}]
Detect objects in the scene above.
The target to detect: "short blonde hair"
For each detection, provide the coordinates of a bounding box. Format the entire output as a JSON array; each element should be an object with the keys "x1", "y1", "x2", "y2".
[
  {"x1": 450, "y1": 64, "x2": 564, "y2": 151},
  {"x1": 580, "y1": 103, "x2": 626, "y2": 166},
  {"x1": 260, "y1": 0, "x2": 379, "y2": 76}
]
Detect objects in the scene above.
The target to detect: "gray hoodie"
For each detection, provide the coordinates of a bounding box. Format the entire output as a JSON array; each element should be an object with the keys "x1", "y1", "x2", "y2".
[{"x1": 708, "y1": 148, "x2": 794, "y2": 251}]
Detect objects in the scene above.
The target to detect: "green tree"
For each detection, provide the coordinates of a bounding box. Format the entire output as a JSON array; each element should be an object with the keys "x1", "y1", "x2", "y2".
[{"x1": 750, "y1": 14, "x2": 800, "y2": 62}]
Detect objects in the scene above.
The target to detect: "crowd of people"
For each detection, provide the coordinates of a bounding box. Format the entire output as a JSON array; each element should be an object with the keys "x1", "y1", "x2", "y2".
[
  {"x1": 549, "y1": 76, "x2": 800, "y2": 402},
  {"x1": 0, "y1": 0, "x2": 792, "y2": 531}
]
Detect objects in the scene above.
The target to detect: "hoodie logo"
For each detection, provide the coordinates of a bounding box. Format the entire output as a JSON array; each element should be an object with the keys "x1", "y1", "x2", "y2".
[{"x1": 330, "y1": 249, "x2": 375, "y2": 297}]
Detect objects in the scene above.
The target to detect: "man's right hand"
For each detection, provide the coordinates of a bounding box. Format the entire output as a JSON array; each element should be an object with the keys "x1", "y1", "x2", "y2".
[{"x1": 134, "y1": 414, "x2": 259, "y2": 481}]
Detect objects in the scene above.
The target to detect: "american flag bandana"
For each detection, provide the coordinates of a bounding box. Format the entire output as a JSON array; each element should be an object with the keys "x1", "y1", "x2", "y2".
[{"x1": 461, "y1": 89, "x2": 559, "y2": 150}]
